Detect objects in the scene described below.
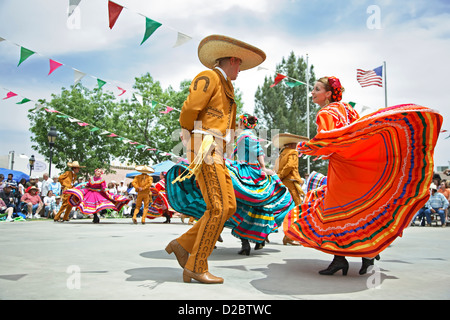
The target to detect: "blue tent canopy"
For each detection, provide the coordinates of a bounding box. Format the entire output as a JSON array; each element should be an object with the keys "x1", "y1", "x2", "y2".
[
  {"x1": 0, "y1": 168, "x2": 30, "y2": 183},
  {"x1": 125, "y1": 160, "x2": 176, "y2": 179}
]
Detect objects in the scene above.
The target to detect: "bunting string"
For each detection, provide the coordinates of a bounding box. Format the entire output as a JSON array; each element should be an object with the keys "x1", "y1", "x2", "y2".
[
  {"x1": 0, "y1": 35, "x2": 181, "y2": 113},
  {"x1": 0, "y1": 84, "x2": 182, "y2": 158}
]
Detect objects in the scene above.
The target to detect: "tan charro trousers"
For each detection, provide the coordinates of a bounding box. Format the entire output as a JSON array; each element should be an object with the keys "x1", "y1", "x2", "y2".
[
  {"x1": 133, "y1": 192, "x2": 151, "y2": 221},
  {"x1": 176, "y1": 151, "x2": 237, "y2": 274},
  {"x1": 282, "y1": 179, "x2": 303, "y2": 206},
  {"x1": 54, "y1": 193, "x2": 73, "y2": 221}
]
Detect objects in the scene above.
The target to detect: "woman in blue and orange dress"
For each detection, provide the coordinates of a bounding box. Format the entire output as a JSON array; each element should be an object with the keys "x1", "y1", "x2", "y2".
[
  {"x1": 167, "y1": 114, "x2": 295, "y2": 255},
  {"x1": 283, "y1": 76, "x2": 442, "y2": 275},
  {"x1": 65, "y1": 169, "x2": 129, "y2": 223}
]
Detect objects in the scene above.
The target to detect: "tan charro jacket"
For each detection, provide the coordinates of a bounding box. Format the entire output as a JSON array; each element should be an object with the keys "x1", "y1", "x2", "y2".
[
  {"x1": 58, "y1": 170, "x2": 77, "y2": 191},
  {"x1": 131, "y1": 174, "x2": 153, "y2": 193},
  {"x1": 275, "y1": 148, "x2": 303, "y2": 183},
  {"x1": 179, "y1": 68, "x2": 236, "y2": 143}
]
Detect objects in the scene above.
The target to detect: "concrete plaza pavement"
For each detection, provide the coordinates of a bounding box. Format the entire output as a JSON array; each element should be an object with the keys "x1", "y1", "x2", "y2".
[{"x1": 0, "y1": 217, "x2": 449, "y2": 300}]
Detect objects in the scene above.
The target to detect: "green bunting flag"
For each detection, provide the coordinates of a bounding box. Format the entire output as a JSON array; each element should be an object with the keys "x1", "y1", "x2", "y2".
[
  {"x1": 97, "y1": 79, "x2": 107, "y2": 89},
  {"x1": 18, "y1": 47, "x2": 35, "y2": 66},
  {"x1": 90, "y1": 127, "x2": 100, "y2": 132},
  {"x1": 136, "y1": 144, "x2": 146, "y2": 149},
  {"x1": 140, "y1": 17, "x2": 162, "y2": 45},
  {"x1": 285, "y1": 81, "x2": 304, "y2": 88},
  {"x1": 348, "y1": 101, "x2": 356, "y2": 108},
  {"x1": 16, "y1": 98, "x2": 31, "y2": 104},
  {"x1": 151, "y1": 100, "x2": 158, "y2": 109}
]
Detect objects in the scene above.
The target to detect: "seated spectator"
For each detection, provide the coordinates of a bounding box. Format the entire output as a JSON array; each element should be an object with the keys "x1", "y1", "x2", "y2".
[
  {"x1": 43, "y1": 190, "x2": 56, "y2": 218},
  {"x1": 21, "y1": 186, "x2": 44, "y2": 219},
  {"x1": 49, "y1": 175, "x2": 62, "y2": 196},
  {"x1": 0, "y1": 197, "x2": 15, "y2": 221},
  {"x1": 0, "y1": 183, "x2": 20, "y2": 212},
  {"x1": 424, "y1": 184, "x2": 449, "y2": 227}
]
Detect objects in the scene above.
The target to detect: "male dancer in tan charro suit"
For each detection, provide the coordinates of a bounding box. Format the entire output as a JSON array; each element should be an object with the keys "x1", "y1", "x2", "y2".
[{"x1": 165, "y1": 34, "x2": 266, "y2": 284}]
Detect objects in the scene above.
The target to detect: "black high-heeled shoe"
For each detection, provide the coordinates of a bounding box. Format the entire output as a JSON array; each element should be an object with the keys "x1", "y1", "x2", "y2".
[
  {"x1": 359, "y1": 254, "x2": 380, "y2": 275},
  {"x1": 238, "y1": 239, "x2": 251, "y2": 256},
  {"x1": 254, "y1": 241, "x2": 265, "y2": 250},
  {"x1": 319, "y1": 255, "x2": 349, "y2": 276},
  {"x1": 93, "y1": 213, "x2": 100, "y2": 224}
]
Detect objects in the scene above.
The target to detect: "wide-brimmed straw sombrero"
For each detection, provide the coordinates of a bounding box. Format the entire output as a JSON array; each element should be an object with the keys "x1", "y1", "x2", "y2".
[
  {"x1": 135, "y1": 165, "x2": 155, "y2": 174},
  {"x1": 198, "y1": 34, "x2": 266, "y2": 71},
  {"x1": 67, "y1": 161, "x2": 85, "y2": 168},
  {"x1": 272, "y1": 133, "x2": 309, "y2": 149}
]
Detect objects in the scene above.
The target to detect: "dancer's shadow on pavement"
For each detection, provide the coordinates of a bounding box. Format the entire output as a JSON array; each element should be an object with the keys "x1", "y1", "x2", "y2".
[{"x1": 249, "y1": 258, "x2": 399, "y2": 296}]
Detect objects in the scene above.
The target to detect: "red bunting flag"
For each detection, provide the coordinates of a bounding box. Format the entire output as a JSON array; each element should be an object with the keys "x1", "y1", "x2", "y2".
[
  {"x1": 108, "y1": 1, "x2": 124, "y2": 29},
  {"x1": 48, "y1": 59, "x2": 63, "y2": 75},
  {"x1": 117, "y1": 87, "x2": 126, "y2": 96},
  {"x1": 270, "y1": 73, "x2": 287, "y2": 87},
  {"x1": 108, "y1": 133, "x2": 118, "y2": 137},
  {"x1": 77, "y1": 122, "x2": 89, "y2": 126},
  {"x1": 160, "y1": 106, "x2": 174, "y2": 114},
  {"x1": 3, "y1": 91, "x2": 17, "y2": 100}
]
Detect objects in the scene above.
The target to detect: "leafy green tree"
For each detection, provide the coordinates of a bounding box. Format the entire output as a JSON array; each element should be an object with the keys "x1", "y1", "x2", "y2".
[
  {"x1": 254, "y1": 52, "x2": 327, "y2": 175},
  {"x1": 28, "y1": 85, "x2": 125, "y2": 178},
  {"x1": 28, "y1": 72, "x2": 245, "y2": 177}
]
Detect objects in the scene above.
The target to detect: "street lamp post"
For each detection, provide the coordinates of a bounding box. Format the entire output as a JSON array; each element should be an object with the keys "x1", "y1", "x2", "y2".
[
  {"x1": 29, "y1": 155, "x2": 35, "y2": 177},
  {"x1": 48, "y1": 126, "x2": 58, "y2": 178}
]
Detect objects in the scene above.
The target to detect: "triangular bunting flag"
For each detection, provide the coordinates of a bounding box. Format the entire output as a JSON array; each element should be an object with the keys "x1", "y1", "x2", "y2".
[
  {"x1": 90, "y1": 127, "x2": 100, "y2": 132},
  {"x1": 160, "y1": 106, "x2": 174, "y2": 114},
  {"x1": 348, "y1": 101, "x2": 356, "y2": 108},
  {"x1": 3, "y1": 91, "x2": 17, "y2": 100},
  {"x1": 48, "y1": 59, "x2": 63, "y2": 75},
  {"x1": 133, "y1": 93, "x2": 143, "y2": 106},
  {"x1": 18, "y1": 47, "x2": 35, "y2": 67},
  {"x1": 140, "y1": 17, "x2": 162, "y2": 45},
  {"x1": 74, "y1": 69, "x2": 86, "y2": 85},
  {"x1": 173, "y1": 32, "x2": 192, "y2": 48},
  {"x1": 16, "y1": 98, "x2": 31, "y2": 104},
  {"x1": 117, "y1": 87, "x2": 126, "y2": 96},
  {"x1": 151, "y1": 100, "x2": 158, "y2": 109},
  {"x1": 56, "y1": 115, "x2": 70, "y2": 118},
  {"x1": 77, "y1": 122, "x2": 89, "y2": 126},
  {"x1": 97, "y1": 79, "x2": 107, "y2": 89},
  {"x1": 100, "y1": 130, "x2": 110, "y2": 135},
  {"x1": 270, "y1": 74, "x2": 287, "y2": 88},
  {"x1": 108, "y1": 133, "x2": 118, "y2": 137},
  {"x1": 136, "y1": 145, "x2": 146, "y2": 149},
  {"x1": 285, "y1": 81, "x2": 304, "y2": 88},
  {"x1": 0, "y1": 37, "x2": 5, "y2": 43},
  {"x1": 108, "y1": 1, "x2": 124, "y2": 29}
]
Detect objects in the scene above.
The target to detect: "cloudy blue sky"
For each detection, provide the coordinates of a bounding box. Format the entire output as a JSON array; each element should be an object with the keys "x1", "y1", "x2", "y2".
[{"x1": 0, "y1": 0, "x2": 449, "y2": 169}]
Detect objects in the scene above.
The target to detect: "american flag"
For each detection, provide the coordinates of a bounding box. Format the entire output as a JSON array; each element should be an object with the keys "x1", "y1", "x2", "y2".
[{"x1": 356, "y1": 66, "x2": 383, "y2": 87}]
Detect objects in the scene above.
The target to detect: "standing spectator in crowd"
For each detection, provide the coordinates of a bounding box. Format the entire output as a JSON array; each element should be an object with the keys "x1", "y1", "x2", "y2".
[
  {"x1": 424, "y1": 184, "x2": 449, "y2": 227},
  {"x1": 6, "y1": 173, "x2": 18, "y2": 193},
  {"x1": 40, "y1": 173, "x2": 51, "y2": 200},
  {"x1": 21, "y1": 186, "x2": 44, "y2": 219},
  {"x1": 49, "y1": 175, "x2": 62, "y2": 196},
  {"x1": 0, "y1": 174, "x2": 5, "y2": 193},
  {"x1": 18, "y1": 178, "x2": 27, "y2": 198}
]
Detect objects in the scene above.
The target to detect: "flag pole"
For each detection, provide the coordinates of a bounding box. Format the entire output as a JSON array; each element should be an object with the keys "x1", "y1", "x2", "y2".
[
  {"x1": 306, "y1": 53, "x2": 310, "y2": 175},
  {"x1": 383, "y1": 61, "x2": 388, "y2": 108}
]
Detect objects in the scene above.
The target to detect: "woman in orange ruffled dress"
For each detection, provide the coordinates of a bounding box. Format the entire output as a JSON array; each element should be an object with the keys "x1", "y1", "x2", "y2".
[{"x1": 283, "y1": 76, "x2": 442, "y2": 275}]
